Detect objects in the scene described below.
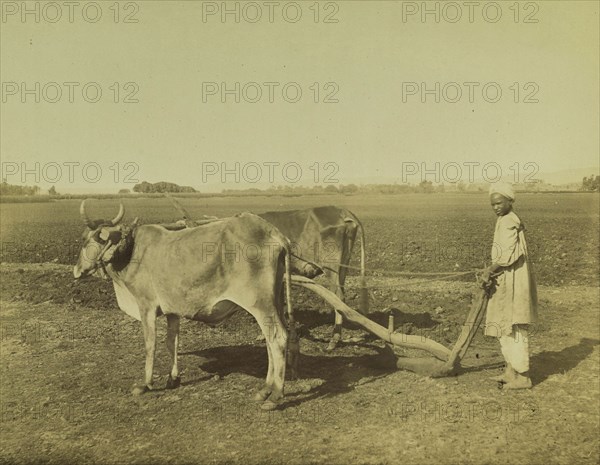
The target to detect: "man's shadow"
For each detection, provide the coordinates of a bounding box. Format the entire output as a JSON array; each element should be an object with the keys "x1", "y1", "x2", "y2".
[{"x1": 530, "y1": 337, "x2": 599, "y2": 384}]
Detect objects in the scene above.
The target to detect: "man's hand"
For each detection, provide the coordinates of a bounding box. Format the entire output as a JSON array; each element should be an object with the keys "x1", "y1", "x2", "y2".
[
  {"x1": 478, "y1": 264, "x2": 503, "y2": 289},
  {"x1": 478, "y1": 268, "x2": 492, "y2": 288}
]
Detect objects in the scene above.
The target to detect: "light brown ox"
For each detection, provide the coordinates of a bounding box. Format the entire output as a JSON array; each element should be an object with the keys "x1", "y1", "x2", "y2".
[{"x1": 73, "y1": 200, "x2": 314, "y2": 410}]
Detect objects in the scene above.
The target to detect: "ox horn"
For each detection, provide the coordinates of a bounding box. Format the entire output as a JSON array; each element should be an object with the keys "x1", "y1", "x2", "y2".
[
  {"x1": 111, "y1": 203, "x2": 125, "y2": 225},
  {"x1": 79, "y1": 200, "x2": 95, "y2": 228}
]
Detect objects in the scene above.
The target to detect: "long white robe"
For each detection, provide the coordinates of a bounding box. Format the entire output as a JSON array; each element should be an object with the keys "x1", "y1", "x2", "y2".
[{"x1": 484, "y1": 211, "x2": 538, "y2": 338}]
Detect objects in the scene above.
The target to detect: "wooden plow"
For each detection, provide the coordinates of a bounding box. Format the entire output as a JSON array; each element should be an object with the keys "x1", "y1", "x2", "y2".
[
  {"x1": 291, "y1": 275, "x2": 490, "y2": 378},
  {"x1": 164, "y1": 196, "x2": 490, "y2": 378}
]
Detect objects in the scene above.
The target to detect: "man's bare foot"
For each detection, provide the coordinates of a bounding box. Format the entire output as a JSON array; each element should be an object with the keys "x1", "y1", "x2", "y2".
[{"x1": 503, "y1": 372, "x2": 532, "y2": 390}]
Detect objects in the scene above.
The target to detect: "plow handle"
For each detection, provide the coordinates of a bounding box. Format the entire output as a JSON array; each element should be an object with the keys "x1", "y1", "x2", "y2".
[{"x1": 444, "y1": 288, "x2": 489, "y2": 370}]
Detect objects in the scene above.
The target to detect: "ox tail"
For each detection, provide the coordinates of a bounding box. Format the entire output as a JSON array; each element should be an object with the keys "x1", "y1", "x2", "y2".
[
  {"x1": 344, "y1": 210, "x2": 368, "y2": 314},
  {"x1": 283, "y1": 242, "x2": 294, "y2": 326},
  {"x1": 280, "y1": 234, "x2": 299, "y2": 379},
  {"x1": 265, "y1": 222, "x2": 294, "y2": 328}
]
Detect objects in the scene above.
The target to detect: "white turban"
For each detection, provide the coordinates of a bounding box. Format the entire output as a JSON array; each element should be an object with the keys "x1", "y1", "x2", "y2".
[{"x1": 489, "y1": 182, "x2": 515, "y2": 200}]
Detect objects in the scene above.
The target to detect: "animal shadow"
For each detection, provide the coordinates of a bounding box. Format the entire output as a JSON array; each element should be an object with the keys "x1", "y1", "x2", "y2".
[{"x1": 181, "y1": 343, "x2": 397, "y2": 406}]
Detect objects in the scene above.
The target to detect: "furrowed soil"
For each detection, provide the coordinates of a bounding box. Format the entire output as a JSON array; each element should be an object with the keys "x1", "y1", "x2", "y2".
[{"x1": 1, "y1": 193, "x2": 599, "y2": 465}]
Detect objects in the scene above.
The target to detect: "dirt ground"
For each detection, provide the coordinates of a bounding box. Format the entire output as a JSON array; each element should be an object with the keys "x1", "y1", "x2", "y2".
[{"x1": 0, "y1": 263, "x2": 598, "y2": 465}]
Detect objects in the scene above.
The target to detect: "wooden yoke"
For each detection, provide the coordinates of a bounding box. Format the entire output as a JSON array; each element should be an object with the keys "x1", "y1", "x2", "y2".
[
  {"x1": 166, "y1": 195, "x2": 197, "y2": 228},
  {"x1": 166, "y1": 195, "x2": 220, "y2": 227}
]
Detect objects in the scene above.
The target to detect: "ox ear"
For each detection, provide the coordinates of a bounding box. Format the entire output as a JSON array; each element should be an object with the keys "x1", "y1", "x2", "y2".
[
  {"x1": 99, "y1": 228, "x2": 122, "y2": 244},
  {"x1": 99, "y1": 228, "x2": 111, "y2": 241}
]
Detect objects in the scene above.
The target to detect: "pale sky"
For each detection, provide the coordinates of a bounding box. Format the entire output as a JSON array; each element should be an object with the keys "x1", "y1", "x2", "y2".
[{"x1": 1, "y1": 0, "x2": 598, "y2": 193}]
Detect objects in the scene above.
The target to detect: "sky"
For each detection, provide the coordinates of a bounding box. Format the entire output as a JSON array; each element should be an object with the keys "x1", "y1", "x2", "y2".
[{"x1": 1, "y1": 0, "x2": 599, "y2": 193}]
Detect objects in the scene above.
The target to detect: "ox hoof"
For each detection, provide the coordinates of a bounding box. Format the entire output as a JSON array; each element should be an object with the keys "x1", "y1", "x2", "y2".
[
  {"x1": 260, "y1": 400, "x2": 279, "y2": 411},
  {"x1": 253, "y1": 389, "x2": 271, "y2": 402},
  {"x1": 131, "y1": 384, "x2": 151, "y2": 396},
  {"x1": 326, "y1": 340, "x2": 339, "y2": 352},
  {"x1": 326, "y1": 332, "x2": 341, "y2": 352},
  {"x1": 166, "y1": 376, "x2": 181, "y2": 390}
]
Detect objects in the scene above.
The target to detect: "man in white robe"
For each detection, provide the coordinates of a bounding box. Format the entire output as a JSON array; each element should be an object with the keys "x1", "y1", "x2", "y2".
[{"x1": 480, "y1": 182, "x2": 538, "y2": 389}]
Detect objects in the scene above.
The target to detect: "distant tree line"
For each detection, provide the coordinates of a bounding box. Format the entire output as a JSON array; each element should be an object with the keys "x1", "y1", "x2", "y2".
[
  {"x1": 0, "y1": 181, "x2": 40, "y2": 196},
  {"x1": 222, "y1": 181, "x2": 447, "y2": 196},
  {"x1": 3, "y1": 176, "x2": 598, "y2": 199},
  {"x1": 0, "y1": 182, "x2": 61, "y2": 196},
  {"x1": 132, "y1": 181, "x2": 197, "y2": 193},
  {"x1": 581, "y1": 175, "x2": 599, "y2": 192}
]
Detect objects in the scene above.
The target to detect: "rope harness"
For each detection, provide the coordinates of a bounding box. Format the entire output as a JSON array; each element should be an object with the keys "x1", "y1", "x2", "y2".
[
  {"x1": 88, "y1": 221, "x2": 138, "y2": 279},
  {"x1": 290, "y1": 254, "x2": 483, "y2": 290}
]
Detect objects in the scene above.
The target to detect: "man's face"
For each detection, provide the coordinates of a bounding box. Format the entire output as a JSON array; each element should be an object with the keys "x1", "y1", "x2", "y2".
[{"x1": 490, "y1": 193, "x2": 512, "y2": 216}]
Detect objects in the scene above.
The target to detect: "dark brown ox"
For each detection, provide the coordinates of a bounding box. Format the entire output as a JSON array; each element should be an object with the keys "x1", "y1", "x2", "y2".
[
  {"x1": 74, "y1": 200, "x2": 296, "y2": 410},
  {"x1": 258, "y1": 206, "x2": 367, "y2": 351}
]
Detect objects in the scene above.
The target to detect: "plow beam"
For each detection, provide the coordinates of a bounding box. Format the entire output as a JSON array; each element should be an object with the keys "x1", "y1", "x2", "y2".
[{"x1": 290, "y1": 275, "x2": 451, "y2": 361}]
